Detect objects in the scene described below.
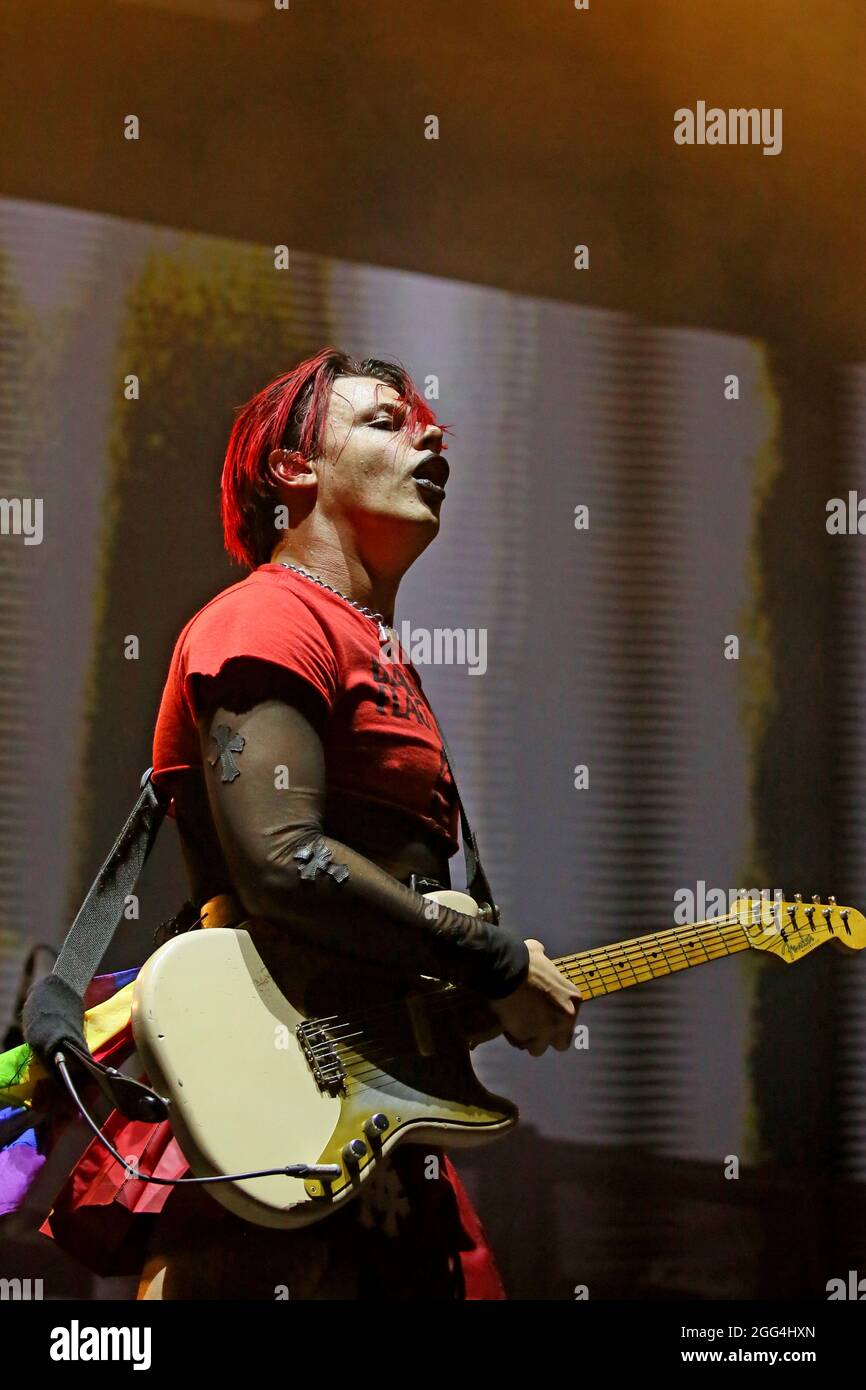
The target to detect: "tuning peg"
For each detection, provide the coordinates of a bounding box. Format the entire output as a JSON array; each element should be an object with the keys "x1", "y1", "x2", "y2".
[
  {"x1": 828, "y1": 896, "x2": 837, "y2": 906},
  {"x1": 812, "y1": 894, "x2": 821, "y2": 904},
  {"x1": 794, "y1": 893, "x2": 802, "y2": 902}
]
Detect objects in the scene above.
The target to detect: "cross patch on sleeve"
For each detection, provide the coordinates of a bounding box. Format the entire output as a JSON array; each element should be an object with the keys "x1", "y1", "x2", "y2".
[
  {"x1": 292, "y1": 838, "x2": 350, "y2": 884},
  {"x1": 208, "y1": 724, "x2": 246, "y2": 782}
]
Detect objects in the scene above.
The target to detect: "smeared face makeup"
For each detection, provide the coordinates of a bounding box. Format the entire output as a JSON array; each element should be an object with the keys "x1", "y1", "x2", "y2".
[{"x1": 317, "y1": 375, "x2": 449, "y2": 530}]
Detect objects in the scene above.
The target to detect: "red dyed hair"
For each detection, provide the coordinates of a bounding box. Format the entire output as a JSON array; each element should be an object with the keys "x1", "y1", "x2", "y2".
[{"x1": 220, "y1": 348, "x2": 447, "y2": 569}]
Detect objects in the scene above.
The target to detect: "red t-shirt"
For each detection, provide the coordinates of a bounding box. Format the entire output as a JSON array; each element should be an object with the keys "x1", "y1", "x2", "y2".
[{"x1": 151, "y1": 562, "x2": 460, "y2": 856}]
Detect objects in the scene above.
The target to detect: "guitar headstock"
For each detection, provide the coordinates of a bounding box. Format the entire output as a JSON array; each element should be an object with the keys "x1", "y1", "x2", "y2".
[{"x1": 733, "y1": 894, "x2": 866, "y2": 964}]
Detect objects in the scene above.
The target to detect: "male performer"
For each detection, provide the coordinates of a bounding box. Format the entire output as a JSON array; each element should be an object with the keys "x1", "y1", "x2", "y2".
[{"x1": 137, "y1": 348, "x2": 581, "y2": 1298}]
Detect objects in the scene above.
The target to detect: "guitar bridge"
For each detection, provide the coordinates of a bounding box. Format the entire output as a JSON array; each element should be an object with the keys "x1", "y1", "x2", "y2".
[{"x1": 296, "y1": 1021, "x2": 347, "y2": 1096}]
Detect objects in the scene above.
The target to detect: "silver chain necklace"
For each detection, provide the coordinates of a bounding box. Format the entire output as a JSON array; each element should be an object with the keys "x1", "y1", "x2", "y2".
[{"x1": 278, "y1": 560, "x2": 394, "y2": 646}]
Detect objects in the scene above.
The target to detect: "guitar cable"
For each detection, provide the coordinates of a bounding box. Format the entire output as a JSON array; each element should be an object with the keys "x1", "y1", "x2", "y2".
[{"x1": 54, "y1": 1049, "x2": 342, "y2": 1187}]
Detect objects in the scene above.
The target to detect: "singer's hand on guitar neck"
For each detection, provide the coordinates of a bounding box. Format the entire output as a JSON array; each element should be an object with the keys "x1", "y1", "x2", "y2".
[{"x1": 488, "y1": 939, "x2": 582, "y2": 1056}]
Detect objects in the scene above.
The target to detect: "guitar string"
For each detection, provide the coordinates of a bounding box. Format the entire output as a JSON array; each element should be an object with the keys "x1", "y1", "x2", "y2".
[
  {"x1": 304, "y1": 901, "x2": 818, "y2": 1056},
  {"x1": 323, "y1": 924, "x2": 758, "y2": 1088},
  {"x1": 304, "y1": 906, "x2": 825, "y2": 1086},
  {"x1": 317, "y1": 913, "x2": 842, "y2": 1095},
  {"x1": 301, "y1": 899, "x2": 831, "y2": 1054},
  {"x1": 304, "y1": 908, "x2": 828, "y2": 1090},
  {"x1": 299, "y1": 901, "x2": 802, "y2": 1052}
]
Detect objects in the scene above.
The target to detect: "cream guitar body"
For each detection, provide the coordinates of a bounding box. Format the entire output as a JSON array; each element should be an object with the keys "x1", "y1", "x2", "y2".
[
  {"x1": 131, "y1": 889, "x2": 515, "y2": 1229},
  {"x1": 131, "y1": 889, "x2": 866, "y2": 1230}
]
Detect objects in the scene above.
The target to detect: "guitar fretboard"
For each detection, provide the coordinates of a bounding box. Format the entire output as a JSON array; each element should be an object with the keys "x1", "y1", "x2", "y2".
[{"x1": 551, "y1": 912, "x2": 757, "y2": 998}]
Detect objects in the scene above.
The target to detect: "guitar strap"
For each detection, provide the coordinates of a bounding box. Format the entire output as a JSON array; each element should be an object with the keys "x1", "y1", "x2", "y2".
[
  {"x1": 51, "y1": 770, "x2": 168, "y2": 999},
  {"x1": 424, "y1": 713, "x2": 499, "y2": 923},
  {"x1": 20, "y1": 714, "x2": 498, "y2": 1110},
  {"x1": 20, "y1": 768, "x2": 171, "y2": 1119}
]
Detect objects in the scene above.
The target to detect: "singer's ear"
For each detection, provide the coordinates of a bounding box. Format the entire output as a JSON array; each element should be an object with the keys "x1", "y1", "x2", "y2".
[
  {"x1": 267, "y1": 449, "x2": 317, "y2": 487},
  {"x1": 268, "y1": 448, "x2": 295, "y2": 467}
]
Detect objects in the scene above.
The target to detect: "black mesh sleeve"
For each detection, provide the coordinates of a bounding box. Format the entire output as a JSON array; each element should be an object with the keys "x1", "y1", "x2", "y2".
[{"x1": 192, "y1": 660, "x2": 530, "y2": 999}]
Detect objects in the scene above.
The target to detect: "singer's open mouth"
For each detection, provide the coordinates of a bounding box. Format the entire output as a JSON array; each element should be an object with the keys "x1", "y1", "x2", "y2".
[{"x1": 411, "y1": 454, "x2": 449, "y2": 495}]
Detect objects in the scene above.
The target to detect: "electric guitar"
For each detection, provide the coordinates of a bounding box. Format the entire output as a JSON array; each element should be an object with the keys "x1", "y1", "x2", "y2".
[{"x1": 130, "y1": 890, "x2": 865, "y2": 1229}]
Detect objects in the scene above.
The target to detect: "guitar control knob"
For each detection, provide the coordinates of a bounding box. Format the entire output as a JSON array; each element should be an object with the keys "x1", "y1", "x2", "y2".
[
  {"x1": 341, "y1": 1138, "x2": 367, "y2": 1168},
  {"x1": 364, "y1": 1113, "x2": 390, "y2": 1141}
]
